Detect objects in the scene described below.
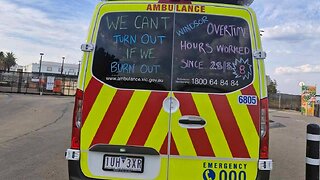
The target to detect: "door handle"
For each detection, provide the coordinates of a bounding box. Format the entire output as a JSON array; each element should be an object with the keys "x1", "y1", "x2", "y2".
[
  {"x1": 178, "y1": 116, "x2": 206, "y2": 129},
  {"x1": 179, "y1": 119, "x2": 206, "y2": 125}
]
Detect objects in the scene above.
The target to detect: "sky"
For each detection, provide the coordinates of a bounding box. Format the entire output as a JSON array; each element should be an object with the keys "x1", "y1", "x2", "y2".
[{"x1": 0, "y1": 0, "x2": 319, "y2": 95}]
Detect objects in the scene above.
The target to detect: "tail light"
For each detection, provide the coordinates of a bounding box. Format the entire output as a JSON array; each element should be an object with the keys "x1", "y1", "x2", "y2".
[
  {"x1": 260, "y1": 98, "x2": 269, "y2": 159},
  {"x1": 71, "y1": 89, "x2": 84, "y2": 149}
]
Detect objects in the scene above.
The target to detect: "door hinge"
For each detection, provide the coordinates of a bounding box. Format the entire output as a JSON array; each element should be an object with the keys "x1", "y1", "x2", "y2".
[
  {"x1": 254, "y1": 50, "x2": 267, "y2": 59},
  {"x1": 81, "y1": 43, "x2": 94, "y2": 52}
]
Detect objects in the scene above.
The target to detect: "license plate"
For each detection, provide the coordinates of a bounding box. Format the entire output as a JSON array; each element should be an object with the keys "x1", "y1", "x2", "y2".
[{"x1": 102, "y1": 154, "x2": 144, "y2": 173}]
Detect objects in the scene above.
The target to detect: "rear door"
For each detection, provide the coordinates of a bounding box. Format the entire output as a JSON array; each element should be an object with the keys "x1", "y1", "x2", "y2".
[
  {"x1": 168, "y1": 4, "x2": 261, "y2": 179},
  {"x1": 79, "y1": 3, "x2": 175, "y2": 179},
  {"x1": 79, "y1": 2, "x2": 262, "y2": 180}
]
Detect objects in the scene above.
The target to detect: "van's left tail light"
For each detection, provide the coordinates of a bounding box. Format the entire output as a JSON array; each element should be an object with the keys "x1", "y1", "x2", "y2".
[
  {"x1": 258, "y1": 98, "x2": 273, "y2": 171},
  {"x1": 260, "y1": 98, "x2": 269, "y2": 159},
  {"x1": 71, "y1": 89, "x2": 84, "y2": 149}
]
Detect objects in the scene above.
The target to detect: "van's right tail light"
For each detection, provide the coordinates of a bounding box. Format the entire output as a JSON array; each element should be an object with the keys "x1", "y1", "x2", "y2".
[
  {"x1": 260, "y1": 98, "x2": 269, "y2": 159},
  {"x1": 71, "y1": 89, "x2": 84, "y2": 149}
]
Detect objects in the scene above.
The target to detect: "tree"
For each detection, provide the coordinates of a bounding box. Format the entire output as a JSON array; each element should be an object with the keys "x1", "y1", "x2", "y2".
[
  {"x1": 4, "y1": 52, "x2": 17, "y2": 72},
  {"x1": 0, "y1": 51, "x2": 4, "y2": 71},
  {"x1": 267, "y1": 79, "x2": 277, "y2": 94}
]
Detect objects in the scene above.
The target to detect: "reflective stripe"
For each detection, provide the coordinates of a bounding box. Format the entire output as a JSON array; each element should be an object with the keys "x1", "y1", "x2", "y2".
[
  {"x1": 77, "y1": 57, "x2": 86, "y2": 90},
  {"x1": 241, "y1": 85, "x2": 260, "y2": 132},
  {"x1": 84, "y1": 70, "x2": 93, "y2": 90},
  {"x1": 171, "y1": 110, "x2": 197, "y2": 156},
  {"x1": 227, "y1": 91, "x2": 259, "y2": 158},
  {"x1": 127, "y1": 92, "x2": 168, "y2": 146},
  {"x1": 174, "y1": 93, "x2": 215, "y2": 157},
  {"x1": 145, "y1": 107, "x2": 170, "y2": 152},
  {"x1": 90, "y1": 90, "x2": 134, "y2": 146},
  {"x1": 82, "y1": 78, "x2": 103, "y2": 124},
  {"x1": 81, "y1": 82, "x2": 260, "y2": 175},
  {"x1": 307, "y1": 134, "x2": 320, "y2": 141},
  {"x1": 81, "y1": 85, "x2": 117, "y2": 149},
  {"x1": 109, "y1": 91, "x2": 151, "y2": 145},
  {"x1": 253, "y1": 59, "x2": 262, "y2": 99},
  {"x1": 209, "y1": 94, "x2": 250, "y2": 158},
  {"x1": 258, "y1": 60, "x2": 267, "y2": 98},
  {"x1": 159, "y1": 133, "x2": 179, "y2": 155},
  {"x1": 306, "y1": 157, "x2": 320, "y2": 166},
  {"x1": 192, "y1": 93, "x2": 232, "y2": 158}
]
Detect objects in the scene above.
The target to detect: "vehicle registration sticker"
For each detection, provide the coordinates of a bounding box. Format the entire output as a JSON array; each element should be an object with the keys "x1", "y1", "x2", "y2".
[{"x1": 102, "y1": 154, "x2": 144, "y2": 173}]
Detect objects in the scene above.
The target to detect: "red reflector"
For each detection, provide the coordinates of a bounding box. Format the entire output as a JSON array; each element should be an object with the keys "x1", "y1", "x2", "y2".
[
  {"x1": 260, "y1": 144, "x2": 269, "y2": 159},
  {"x1": 71, "y1": 136, "x2": 80, "y2": 149}
]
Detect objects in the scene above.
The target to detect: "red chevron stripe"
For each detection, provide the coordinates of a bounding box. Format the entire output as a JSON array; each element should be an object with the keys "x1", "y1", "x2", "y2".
[
  {"x1": 209, "y1": 94, "x2": 250, "y2": 158},
  {"x1": 127, "y1": 92, "x2": 168, "y2": 146},
  {"x1": 160, "y1": 133, "x2": 179, "y2": 155},
  {"x1": 82, "y1": 78, "x2": 103, "y2": 125},
  {"x1": 174, "y1": 93, "x2": 215, "y2": 157},
  {"x1": 241, "y1": 85, "x2": 260, "y2": 133},
  {"x1": 90, "y1": 90, "x2": 134, "y2": 146}
]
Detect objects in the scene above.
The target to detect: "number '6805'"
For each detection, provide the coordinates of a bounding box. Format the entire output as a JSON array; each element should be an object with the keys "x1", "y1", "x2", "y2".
[{"x1": 238, "y1": 95, "x2": 257, "y2": 105}]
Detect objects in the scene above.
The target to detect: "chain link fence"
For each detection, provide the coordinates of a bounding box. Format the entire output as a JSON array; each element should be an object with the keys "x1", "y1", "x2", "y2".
[{"x1": 0, "y1": 71, "x2": 77, "y2": 96}]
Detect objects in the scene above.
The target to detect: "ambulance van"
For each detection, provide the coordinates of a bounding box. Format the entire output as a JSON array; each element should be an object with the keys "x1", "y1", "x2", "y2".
[{"x1": 65, "y1": 0, "x2": 272, "y2": 179}]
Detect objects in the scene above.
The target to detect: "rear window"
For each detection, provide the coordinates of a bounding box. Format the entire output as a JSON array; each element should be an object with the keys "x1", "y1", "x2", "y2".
[
  {"x1": 92, "y1": 12, "x2": 173, "y2": 91},
  {"x1": 172, "y1": 13, "x2": 253, "y2": 93},
  {"x1": 92, "y1": 11, "x2": 253, "y2": 93}
]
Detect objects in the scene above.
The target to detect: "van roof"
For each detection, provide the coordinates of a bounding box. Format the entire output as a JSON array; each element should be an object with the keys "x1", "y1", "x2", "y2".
[{"x1": 102, "y1": 0, "x2": 254, "y2": 6}]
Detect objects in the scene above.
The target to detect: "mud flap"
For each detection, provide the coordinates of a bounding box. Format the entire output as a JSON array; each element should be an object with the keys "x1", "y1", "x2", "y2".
[
  {"x1": 256, "y1": 170, "x2": 270, "y2": 180},
  {"x1": 68, "y1": 160, "x2": 97, "y2": 180}
]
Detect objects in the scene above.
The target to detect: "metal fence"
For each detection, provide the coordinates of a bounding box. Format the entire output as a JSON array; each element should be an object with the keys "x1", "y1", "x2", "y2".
[
  {"x1": 268, "y1": 93, "x2": 301, "y2": 111},
  {"x1": 0, "y1": 72, "x2": 318, "y2": 115},
  {"x1": 269, "y1": 93, "x2": 320, "y2": 117},
  {"x1": 315, "y1": 104, "x2": 320, "y2": 118},
  {"x1": 0, "y1": 71, "x2": 78, "y2": 96}
]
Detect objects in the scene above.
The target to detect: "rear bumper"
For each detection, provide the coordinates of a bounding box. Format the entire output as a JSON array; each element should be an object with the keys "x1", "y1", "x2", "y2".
[
  {"x1": 67, "y1": 150, "x2": 272, "y2": 180},
  {"x1": 256, "y1": 159, "x2": 272, "y2": 180},
  {"x1": 256, "y1": 170, "x2": 270, "y2": 180},
  {"x1": 68, "y1": 160, "x2": 96, "y2": 180},
  {"x1": 68, "y1": 160, "x2": 271, "y2": 180},
  {"x1": 68, "y1": 160, "x2": 270, "y2": 180},
  {"x1": 66, "y1": 148, "x2": 94, "y2": 180}
]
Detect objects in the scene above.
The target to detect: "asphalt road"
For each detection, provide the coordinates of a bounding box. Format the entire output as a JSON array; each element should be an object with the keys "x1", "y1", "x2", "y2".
[
  {"x1": 269, "y1": 109, "x2": 320, "y2": 179},
  {"x1": 0, "y1": 93, "x2": 319, "y2": 180},
  {"x1": 0, "y1": 93, "x2": 73, "y2": 180}
]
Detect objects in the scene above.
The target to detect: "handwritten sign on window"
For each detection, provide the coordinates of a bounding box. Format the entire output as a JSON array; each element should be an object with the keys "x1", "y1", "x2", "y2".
[
  {"x1": 92, "y1": 12, "x2": 253, "y2": 93},
  {"x1": 92, "y1": 12, "x2": 174, "y2": 91},
  {"x1": 172, "y1": 14, "x2": 253, "y2": 93}
]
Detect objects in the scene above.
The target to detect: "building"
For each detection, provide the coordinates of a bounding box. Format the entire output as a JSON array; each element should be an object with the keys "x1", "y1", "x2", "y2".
[
  {"x1": 23, "y1": 61, "x2": 80, "y2": 76},
  {"x1": 9, "y1": 65, "x2": 24, "y2": 72},
  {"x1": 266, "y1": 75, "x2": 271, "y2": 86}
]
